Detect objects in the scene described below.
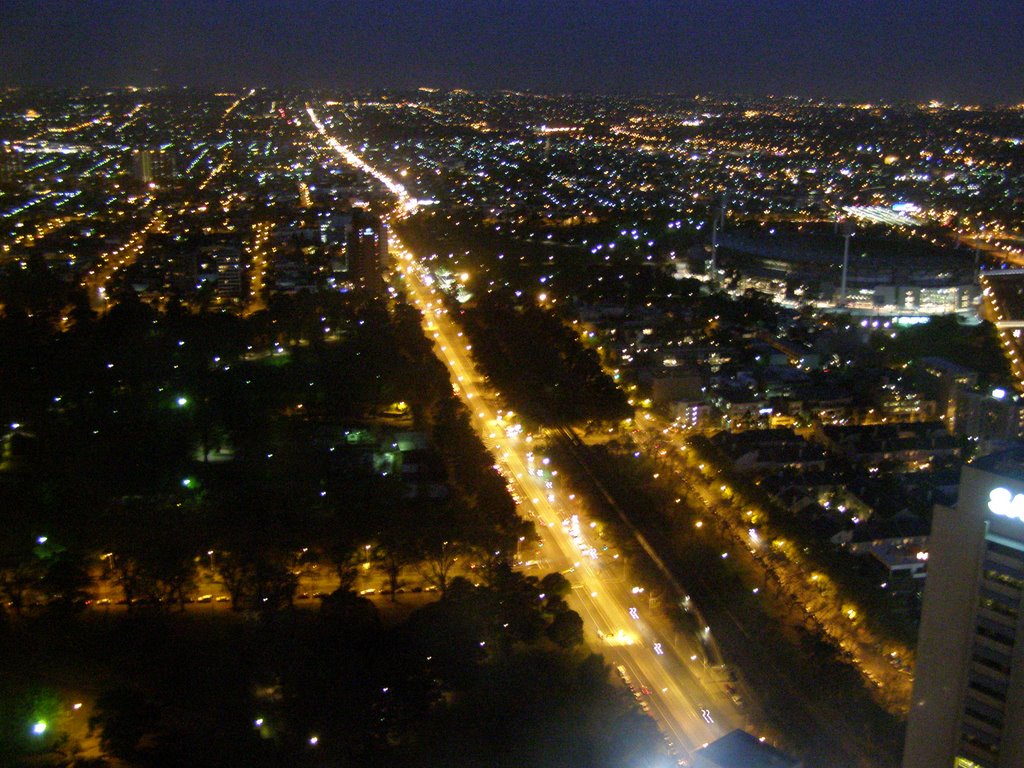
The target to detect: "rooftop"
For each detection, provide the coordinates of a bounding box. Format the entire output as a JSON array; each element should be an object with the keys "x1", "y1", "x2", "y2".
[
  {"x1": 694, "y1": 729, "x2": 802, "y2": 768},
  {"x1": 970, "y1": 446, "x2": 1024, "y2": 482}
]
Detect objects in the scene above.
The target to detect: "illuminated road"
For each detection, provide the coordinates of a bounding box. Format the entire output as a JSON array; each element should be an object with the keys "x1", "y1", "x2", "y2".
[
  {"x1": 960, "y1": 231, "x2": 1024, "y2": 268},
  {"x1": 304, "y1": 106, "x2": 421, "y2": 217},
  {"x1": 979, "y1": 272, "x2": 1024, "y2": 391},
  {"x1": 2, "y1": 213, "x2": 81, "y2": 257},
  {"x1": 3, "y1": 104, "x2": 158, "y2": 260},
  {"x1": 308, "y1": 104, "x2": 748, "y2": 764},
  {"x1": 394, "y1": 238, "x2": 739, "y2": 762},
  {"x1": 83, "y1": 92, "x2": 252, "y2": 313},
  {"x1": 245, "y1": 221, "x2": 273, "y2": 315},
  {"x1": 84, "y1": 202, "x2": 165, "y2": 312},
  {"x1": 632, "y1": 420, "x2": 914, "y2": 702}
]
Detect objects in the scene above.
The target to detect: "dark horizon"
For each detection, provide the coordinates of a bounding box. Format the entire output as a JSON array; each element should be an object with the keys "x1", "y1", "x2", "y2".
[
  {"x1": 2, "y1": 0, "x2": 1023, "y2": 104},
  {"x1": 2, "y1": 83, "x2": 1021, "y2": 110}
]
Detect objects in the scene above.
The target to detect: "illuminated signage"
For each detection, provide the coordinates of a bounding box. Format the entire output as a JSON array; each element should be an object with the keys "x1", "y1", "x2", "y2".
[{"x1": 988, "y1": 487, "x2": 1024, "y2": 522}]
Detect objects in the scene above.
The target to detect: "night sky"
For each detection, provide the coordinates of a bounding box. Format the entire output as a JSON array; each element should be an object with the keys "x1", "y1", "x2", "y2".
[{"x1": 2, "y1": 0, "x2": 1023, "y2": 102}]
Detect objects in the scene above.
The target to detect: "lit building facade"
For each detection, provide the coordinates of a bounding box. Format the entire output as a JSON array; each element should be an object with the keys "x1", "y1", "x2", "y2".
[
  {"x1": 0, "y1": 141, "x2": 23, "y2": 183},
  {"x1": 131, "y1": 147, "x2": 176, "y2": 185},
  {"x1": 903, "y1": 450, "x2": 1024, "y2": 768}
]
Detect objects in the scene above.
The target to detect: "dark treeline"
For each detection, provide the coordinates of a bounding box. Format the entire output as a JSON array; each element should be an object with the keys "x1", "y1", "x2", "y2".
[
  {"x1": 0, "y1": 285, "x2": 671, "y2": 765},
  {"x1": 0, "y1": 287, "x2": 528, "y2": 613},
  {"x1": 0, "y1": 567, "x2": 663, "y2": 767},
  {"x1": 881, "y1": 314, "x2": 1010, "y2": 380},
  {"x1": 457, "y1": 292, "x2": 630, "y2": 427}
]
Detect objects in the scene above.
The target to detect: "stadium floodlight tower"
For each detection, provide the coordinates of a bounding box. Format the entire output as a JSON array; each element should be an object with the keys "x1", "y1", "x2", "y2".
[
  {"x1": 709, "y1": 190, "x2": 729, "y2": 286},
  {"x1": 840, "y1": 217, "x2": 854, "y2": 306}
]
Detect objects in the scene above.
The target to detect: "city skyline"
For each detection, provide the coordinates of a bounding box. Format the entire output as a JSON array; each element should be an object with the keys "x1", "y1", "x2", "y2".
[
  {"x1": 2, "y1": 0, "x2": 1024, "y2": 103},
  {"x1": 3, "y1": 5, "x2": 1024, "y2": 764}
]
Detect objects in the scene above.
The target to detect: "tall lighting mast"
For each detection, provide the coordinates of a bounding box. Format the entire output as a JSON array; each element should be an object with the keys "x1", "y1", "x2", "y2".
[
  {"x1": 709, "y1": 190, "x2": 728, "y2": 286},
  {"x1": 840, "y1": 218, "x2": 854, "y2": 306}
]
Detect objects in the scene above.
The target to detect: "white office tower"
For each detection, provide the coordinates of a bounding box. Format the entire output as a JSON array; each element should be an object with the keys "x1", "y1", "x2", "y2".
[{"x1": 904, "y1": 450, "x2": 1024, "y2": 768}]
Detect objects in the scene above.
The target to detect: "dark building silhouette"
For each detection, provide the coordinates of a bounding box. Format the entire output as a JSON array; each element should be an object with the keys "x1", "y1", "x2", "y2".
[
  {"x1": 347, "y1": 207, "x2": 387, "y2": 295},
  {"x1": 0, "y1": 142, "x2": 22, "y2": 183},
  {"x1": 694, "y1": 729, "x2": 802, "y2": 768}
]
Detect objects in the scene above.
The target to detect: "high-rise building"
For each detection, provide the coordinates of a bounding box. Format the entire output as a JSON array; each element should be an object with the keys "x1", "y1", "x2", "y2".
[
  {"x1": 131, "y1": 147, "x2": 176, "y2": 185},
  {"x1": 952, "y1": 388, "x2": 1024, "y2": 447},
  {"x1": 347, "y1": 207, "x2": 387, "y2": 295},
  {"x1": 903, "y1": 449, "x2": 1024, "y2": 768},
  {"x1": 0, "y1": 141, "x2": 22, "y2": 183}
]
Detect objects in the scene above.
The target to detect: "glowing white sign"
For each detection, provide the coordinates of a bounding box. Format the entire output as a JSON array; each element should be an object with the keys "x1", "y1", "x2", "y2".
[{"x1": 988, "y1": 487, "x2": 1024, "y2": 522}]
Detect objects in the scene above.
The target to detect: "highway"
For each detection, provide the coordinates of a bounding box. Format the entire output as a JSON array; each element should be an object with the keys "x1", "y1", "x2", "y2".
[
  {"x1": 307, "y1": 104, "x2": 748, "y2": 765},
  {"x1": 304, "y1": 106, "x2": 421, "y2": 218}
]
